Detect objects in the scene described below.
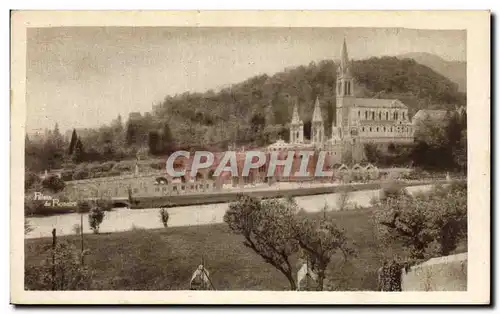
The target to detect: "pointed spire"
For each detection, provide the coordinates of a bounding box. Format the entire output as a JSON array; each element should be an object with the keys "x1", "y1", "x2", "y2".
[
  {"x1": 312, "y1": 97, "x2": 323, "y2": 123},
  {"x1": 291, "y1": 102, "x2": 300, "y2": 124},
  {"x1": 339, "y1": 37, "x2": 351, "y2": 75}
]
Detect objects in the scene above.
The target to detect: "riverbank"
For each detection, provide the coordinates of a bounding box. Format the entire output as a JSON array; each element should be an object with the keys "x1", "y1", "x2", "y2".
[
  {"x1": 128, "y1": 179, "x2": 443, "y2": 209},
  {"x1": 27, "y1": 179, "x2": 452, "y2": 217},
  {"x1": 25, "y1": 208, "x2": 467, "y2": 291}
]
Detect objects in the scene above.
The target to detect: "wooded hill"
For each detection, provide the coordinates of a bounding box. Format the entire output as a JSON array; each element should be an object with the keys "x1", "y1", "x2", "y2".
[
  {"x1": 148, "y1": 56, "x2": 465, "y2": 150},
  {"x1": 25, "y1": 56, "x2": 466, "y2": 172}
]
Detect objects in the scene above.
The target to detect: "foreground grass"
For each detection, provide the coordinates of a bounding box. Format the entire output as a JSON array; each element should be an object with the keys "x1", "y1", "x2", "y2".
[{"x1": 25, "y1": 208, "x2": 466, "y2": 291}]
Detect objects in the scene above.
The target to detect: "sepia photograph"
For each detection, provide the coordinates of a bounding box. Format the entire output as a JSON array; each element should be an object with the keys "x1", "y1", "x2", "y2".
[{"x1": 10, "y1": 10, "x2": 490, "y2": 304}]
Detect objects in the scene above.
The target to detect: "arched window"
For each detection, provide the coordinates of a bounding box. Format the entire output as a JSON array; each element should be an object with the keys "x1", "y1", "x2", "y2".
[
  {"x1": 362, "y1": 127, "x2": 365, "y2": 132},
  {"x1": 386, "y1": 112, "x2": 389, "y2": 120},
  {"x1": 372, "y1": 111, "x2": 375, "y2": 120},
  {"x1": 344, "y1": 82, "x2": 348, "y2": 95},
  {"x1": 369, "y1": 127, "x2": 372, "y2": 132},
  {"x1": 379, "y1": 112, "x2": 382, "y2": 120},
  {"x1": 365, "y1": 111, "x2": 368, "y2": 120},
  {"x1": 358, "y1": 110, "x2": 360, "y2": 117},
  {"x1": 395, "y1": 111, "x2": 399, "y2": 120},
  {"x1": 403, "y1": 111, "x2": 406, "y2": 120},
  {"x1": 376, "y1": 127, "x2": 379, "y2": 132},
  {"x1": 383, "y1": 126, "x2": 386, "y2": 132}
]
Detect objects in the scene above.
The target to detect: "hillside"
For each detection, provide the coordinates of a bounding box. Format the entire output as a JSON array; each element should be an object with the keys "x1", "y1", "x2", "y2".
[
  {"x1": 25, "y1": 56, "x2": 467, "y2": 172},
  {"x1": 397, "y1": 52, "x2": 466, "y2": 92},
  {"x1": 149, "y1": 56, "x2": 465, "y2": 150}
]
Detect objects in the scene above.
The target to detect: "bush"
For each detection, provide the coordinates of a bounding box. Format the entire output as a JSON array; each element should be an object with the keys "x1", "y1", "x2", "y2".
[
  {"x1": 375, "y1": 183, "x2": 467, "y2": 259},
  {"x1": 42, "y1": 175, "x2": 66, "y2": 193},
  {"x1": 72, "y1": 170, "x2": 90, "y2": 181},
  {"x1": 159, "y1": 208, "x2": 169, "y2": 228},
  {"x1": 88, "y1": 207, "x2": 105, "y2": 234}
]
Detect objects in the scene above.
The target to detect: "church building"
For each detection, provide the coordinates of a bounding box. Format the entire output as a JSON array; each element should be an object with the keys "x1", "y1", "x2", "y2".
[{"x1": 269, "y1": 38, "x2": 415, "y2": 164}]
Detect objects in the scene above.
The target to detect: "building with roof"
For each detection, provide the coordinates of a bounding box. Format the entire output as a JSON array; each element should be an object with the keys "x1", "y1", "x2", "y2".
[{"x1": 268, "y1": 38, "x2": 415, "y2": 163}]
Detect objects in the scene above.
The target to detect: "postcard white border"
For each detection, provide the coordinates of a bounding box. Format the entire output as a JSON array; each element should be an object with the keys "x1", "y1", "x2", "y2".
[{"x1": 10, "y1": 10, "x2": 490, "y2": 304}]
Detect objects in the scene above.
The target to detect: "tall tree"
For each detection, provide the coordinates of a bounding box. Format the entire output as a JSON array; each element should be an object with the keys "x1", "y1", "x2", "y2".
[
  {"x1": 224, "y1": 195, "x2": 299, "y2": 290},
  {"x1": 68, "y1": 129, "x2": 78, "y2": 155},
  {"x1": 148, "y1": 131, "x2": 161, "y2": 155},
  {"x1": 72, "y1": 138, "x2": 85, "y2": 163}
]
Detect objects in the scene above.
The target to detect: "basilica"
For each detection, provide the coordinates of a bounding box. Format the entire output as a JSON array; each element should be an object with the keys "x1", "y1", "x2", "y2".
[{"x1": 267, "y1": 38, "x2": 415, "y2": 163}]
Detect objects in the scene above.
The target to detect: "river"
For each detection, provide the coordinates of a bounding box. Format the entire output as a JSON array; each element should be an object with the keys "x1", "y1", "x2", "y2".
[{"x1": 25, "y1": 184, "x2": 434, "y2": 239}]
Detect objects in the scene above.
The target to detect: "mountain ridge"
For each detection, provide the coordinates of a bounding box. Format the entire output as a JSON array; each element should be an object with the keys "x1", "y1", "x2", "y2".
[{"x1": 396, "y1": 52, "x2": 466, "y2": 92}]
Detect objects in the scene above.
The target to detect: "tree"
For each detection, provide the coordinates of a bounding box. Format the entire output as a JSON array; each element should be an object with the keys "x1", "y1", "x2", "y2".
[
  {"x1": 42, "y1": 175, "x2": 66, "y2": 193},
  {"x1": 159, "y1": 207, "x2": 169, "y2": 228},
  {"x1": 292, "y1": 215, "x2": 354, "y2": 290},
  {"x1": 88, "y1": 206, "x2": 105, "y2": 234},
  {"x1": 224, "y1": 195, "x2": 299, "y2": 290},
  {"x1": 374, "y1": 182, "x2": 467, "y2": 259},
  {"x1": 72, "y1": 139, "x2": 85, "y2": 163},
  {"x1": 148, "y1": 131, "x2": 161, "y2": 155}
]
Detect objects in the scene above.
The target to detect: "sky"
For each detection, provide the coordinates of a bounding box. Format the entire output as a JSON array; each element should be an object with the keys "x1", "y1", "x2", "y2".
[{"x1": 26, "y1": 27, "x2": 466, "y2": 133}]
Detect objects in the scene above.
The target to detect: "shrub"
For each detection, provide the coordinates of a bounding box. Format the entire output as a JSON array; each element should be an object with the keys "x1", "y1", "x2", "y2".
[
  {"x1": 375, "y1": 183, "x2": 467, "y2": 260},
  {"x1": 72, "y1": 170, "x2": 90, "y2": 181},
  {"x1": 42, "y1": 175, "x2": 66, "y2": 193},
  {"x1": 88, "y1": 207, "x2": 105, "y2": 234},
  {"x1": 159, "y1": 208, "x2": 170, "y2": 228}
]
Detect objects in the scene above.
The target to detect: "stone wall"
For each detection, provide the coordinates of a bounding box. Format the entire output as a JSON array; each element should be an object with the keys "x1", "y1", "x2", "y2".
[{"x1": 401, "y1": 253, "x2": 467, "y2": 291}]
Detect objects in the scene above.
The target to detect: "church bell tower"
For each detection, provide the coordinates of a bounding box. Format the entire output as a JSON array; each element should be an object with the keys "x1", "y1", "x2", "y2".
[{"x1": 336, "y1": 38, "x2": 355, "y2": 136}]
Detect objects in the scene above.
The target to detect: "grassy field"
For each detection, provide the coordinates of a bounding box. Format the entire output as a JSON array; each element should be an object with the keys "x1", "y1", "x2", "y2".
[{"x1": 24, "y1": 208, "x2": 466, "y2": 291}]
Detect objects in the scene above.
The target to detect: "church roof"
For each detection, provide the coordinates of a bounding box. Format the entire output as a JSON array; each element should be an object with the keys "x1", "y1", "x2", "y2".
[
  {"x1": 291, "y1": 103, "x2": 301, "y2": 124},
  {"x1": 339, "y1": 38, "x2": 351, "y2": 75},
  {"x1": 353, "y1": 98, "x2": 407, "y2": 109},
  {"x1": 312, "y1": 97, "x2": 323, "y2": 122}
]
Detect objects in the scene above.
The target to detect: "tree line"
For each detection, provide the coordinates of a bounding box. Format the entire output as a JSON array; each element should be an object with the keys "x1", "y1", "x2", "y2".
[{"x1": 26, "y1": 56, "x2": 466, "y2": 174}]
